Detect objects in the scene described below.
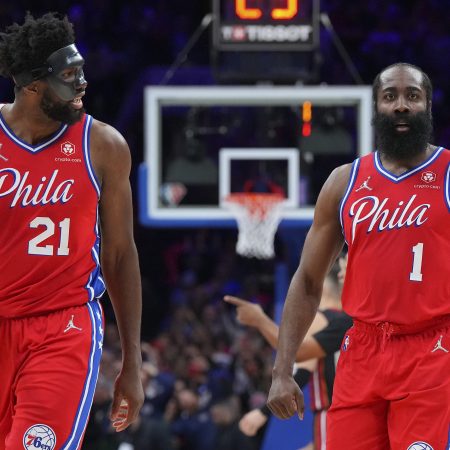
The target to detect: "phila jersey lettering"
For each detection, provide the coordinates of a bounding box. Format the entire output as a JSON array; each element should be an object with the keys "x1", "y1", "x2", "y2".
[
  {"x1": 340, "y1": 147, "x2": 450, "y2": 324},
  {"x1": 0, "y1": 109, "x2": 105, "y2": 317}
]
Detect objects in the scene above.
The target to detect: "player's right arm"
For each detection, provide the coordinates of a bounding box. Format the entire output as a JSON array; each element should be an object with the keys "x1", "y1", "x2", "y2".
[
  {"x1": 267, "y1": 163, "x2": 351, "y2": 420},
  {"x1": 90, "y1": 120, "x2": 145, "y2": 431},
  {"x1": 224, "y1": 295, "x2": 328, "y2": 360}
]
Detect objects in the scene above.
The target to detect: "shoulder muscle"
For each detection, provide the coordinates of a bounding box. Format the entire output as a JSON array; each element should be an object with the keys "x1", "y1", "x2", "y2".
[{"x1": 89, "y1": 119, "x2": 131, "y2": 186}]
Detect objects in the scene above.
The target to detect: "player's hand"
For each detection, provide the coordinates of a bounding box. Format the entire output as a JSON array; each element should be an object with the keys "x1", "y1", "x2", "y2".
[
  {"x1": 223, "y1": 295, "x2": 265, "y2": 327},
  {"x1": 110, "y1": 365, "x2": 145, "y2": 432},
  {"x1": 239, "y1": 408, "x2": 268, "y2": 436},
  {"x1": 267, "y1": 374, "x2": 304, "y2": 420}
]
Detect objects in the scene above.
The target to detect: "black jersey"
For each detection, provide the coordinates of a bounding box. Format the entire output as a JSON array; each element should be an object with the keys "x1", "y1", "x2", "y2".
[{"x1": 309, "y1": 309, "x2": 353, "y2": 412}]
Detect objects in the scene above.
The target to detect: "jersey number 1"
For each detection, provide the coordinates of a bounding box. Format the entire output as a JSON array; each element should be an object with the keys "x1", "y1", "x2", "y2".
[
  {"x1": 409, "y1": 242, "x2": 423, "y2": 282},
  {"x1": 28, "y1": 217, "x2": 71, "y2": 256}
]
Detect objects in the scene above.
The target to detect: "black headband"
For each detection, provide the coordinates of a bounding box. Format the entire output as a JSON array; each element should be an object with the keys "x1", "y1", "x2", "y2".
[{"x1": 13, "y1": 44, "x2": 83, "y2": 87}]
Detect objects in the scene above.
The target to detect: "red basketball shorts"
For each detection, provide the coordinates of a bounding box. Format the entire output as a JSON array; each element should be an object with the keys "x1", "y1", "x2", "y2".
[
  {"x1": 0, "y1": 301, "x2": 104, "y2": 450},
  {"x1": 327, "y1": 316, "x2": 450, "y2": 450}
]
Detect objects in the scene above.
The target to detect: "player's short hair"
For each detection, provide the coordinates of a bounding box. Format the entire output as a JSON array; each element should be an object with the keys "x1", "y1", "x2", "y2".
[
  {"x1": 0, "y1": 12, "x2": 75, "y2": 80},
  {"x1": 372, "y1": 62, "x2": 433, "y2": 109}
]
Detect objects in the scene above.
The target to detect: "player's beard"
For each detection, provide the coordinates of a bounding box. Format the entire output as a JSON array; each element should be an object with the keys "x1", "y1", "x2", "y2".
[
  {"x1": 40, "y1": 87, "x2": 84, "y2": 125},
  {"x1": 373, "y1": 110, "x2": 433, "y2": 160}
]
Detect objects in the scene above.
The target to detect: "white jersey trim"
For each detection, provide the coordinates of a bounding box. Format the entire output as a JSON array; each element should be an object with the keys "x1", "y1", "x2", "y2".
[
  {"x1": 445, "y1": 161, "x2": 450, "y2": 212},
  {"x1": 0, "y1": 112, "x2": 68, "y2": 153},
  {"x1": 313, "y1": 368, "x2": 322, "y2": 410},
  {"x1": 339, "y1": 158, "x2": 360, "y2": 245},
  {"x1": 374, "y1": 147, "x2": 444, "y2": 182},
  {"x1": 83, "y1": 115, "x2": 100, "y2": 197},
  {"x1": 60, "y1": 301, "x2": 103, "y2": 450}
]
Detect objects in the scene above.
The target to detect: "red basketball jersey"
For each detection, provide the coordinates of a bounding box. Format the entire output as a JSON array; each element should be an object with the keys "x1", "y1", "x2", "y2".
[
  {"x1": 340, "y1": 147, "x2": 450, "y2": 324},
  {"x1": 0, "y1": 107, "x2": 105, "y2": 318}
]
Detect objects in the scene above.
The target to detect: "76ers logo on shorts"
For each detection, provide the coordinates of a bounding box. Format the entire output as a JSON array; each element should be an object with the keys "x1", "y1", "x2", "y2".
[
  {"x1": 407, "y1": 442, "x2": 434, "y2": 450},
  {"x1": 23, "y1": 424, "x2": 56, "y2": 450}
]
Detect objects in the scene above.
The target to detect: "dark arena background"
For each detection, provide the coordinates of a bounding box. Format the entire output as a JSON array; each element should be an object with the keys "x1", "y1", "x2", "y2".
[{"x1": 1, "y1": 1, "x2": 449, "y2": 449}]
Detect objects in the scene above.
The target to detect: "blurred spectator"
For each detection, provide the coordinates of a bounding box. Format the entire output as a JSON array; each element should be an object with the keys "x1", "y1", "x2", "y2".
[
  {"x1": 165, "y1": 387, "x2": 216, "y2": 450},
  {"x1": 210, "y1": 397, "x2": 257, "y2": 450}
]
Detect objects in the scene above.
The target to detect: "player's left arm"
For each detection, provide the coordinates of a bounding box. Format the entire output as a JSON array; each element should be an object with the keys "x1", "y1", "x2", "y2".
[
  {"x1": 294, "y1": 336, "x2": 326, "y2": 362},
  {"x1": 90, "y1": 120, "x2": 144, "y2": 431}
]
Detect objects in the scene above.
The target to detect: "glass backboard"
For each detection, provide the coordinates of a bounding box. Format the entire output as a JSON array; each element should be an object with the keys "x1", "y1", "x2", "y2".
[{"x1": 139, "y1": 85, "x2": 373, "y2": 227}]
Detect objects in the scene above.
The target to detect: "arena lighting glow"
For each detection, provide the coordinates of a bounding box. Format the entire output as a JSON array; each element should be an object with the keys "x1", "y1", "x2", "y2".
[
  {"x1": 302, "y1": 122, "x2": 311, "y2": 136},
  {"x1": 302, "y1": 100, "x2": 312, "y2": 121},
  {"x1": 302, "y1": 101, "x2": 312, "y2": 137}
]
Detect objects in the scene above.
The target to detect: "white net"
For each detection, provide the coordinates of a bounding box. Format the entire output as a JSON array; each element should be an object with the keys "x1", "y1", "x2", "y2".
[{"x1": 225, "y1": 193, "x2": 285, "y2": 259}]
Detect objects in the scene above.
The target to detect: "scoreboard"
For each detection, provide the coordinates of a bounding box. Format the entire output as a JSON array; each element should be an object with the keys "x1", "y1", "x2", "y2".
[{"x1": 212, "y1": 0, "x2": 320, "y2": 51}]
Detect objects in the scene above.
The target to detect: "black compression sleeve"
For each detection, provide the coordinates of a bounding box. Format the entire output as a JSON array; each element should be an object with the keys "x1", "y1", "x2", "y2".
[
  {"x1": 260, "y1": 404, "x2": 271, "y2": 416},
  {"x1": 293, "y1": 367, "x2": 312, "y2": 389}
]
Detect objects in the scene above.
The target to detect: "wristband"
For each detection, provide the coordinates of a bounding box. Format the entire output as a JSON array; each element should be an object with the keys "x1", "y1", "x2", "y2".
[{"x1": 293, "y1": 368, "x2": 312, "y2": 389}]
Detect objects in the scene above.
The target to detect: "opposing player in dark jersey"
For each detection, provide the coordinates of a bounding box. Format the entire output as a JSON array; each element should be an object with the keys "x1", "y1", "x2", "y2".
[
  {"x1": 225, "y1": 262, "x2": 352, "y2": 449},
  {"x1": 0, "y1": 12, "x2": 144, "y2": 449},
  {"x1": 267, "y1": 63, "x2": 450, "y2": 449}
]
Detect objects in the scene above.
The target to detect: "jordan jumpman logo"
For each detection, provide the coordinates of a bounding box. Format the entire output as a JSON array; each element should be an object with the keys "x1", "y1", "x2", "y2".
[
  {"x1": 431, "y1": 335, "x2": 449, "y2": 353},
  {"x1": 64, "y1": 315, "x2": 83, "y2": 333},
  {"x1": 0, "y1": 143, "x2": 8, "y2": 161},
  {"x1": 355, "y1": 176, "x2": 373, "y2": 192}
]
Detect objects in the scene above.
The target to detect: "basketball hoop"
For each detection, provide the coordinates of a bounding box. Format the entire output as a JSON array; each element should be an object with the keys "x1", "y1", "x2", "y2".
[{"x1": 224, "y1": 193, "x2": 285, "y2": 259}]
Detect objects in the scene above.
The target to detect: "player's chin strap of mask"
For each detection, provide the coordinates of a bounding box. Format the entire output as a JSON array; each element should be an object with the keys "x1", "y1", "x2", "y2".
[{"x1": 13, "y1": 44, "x2": 86, "y2": 102}]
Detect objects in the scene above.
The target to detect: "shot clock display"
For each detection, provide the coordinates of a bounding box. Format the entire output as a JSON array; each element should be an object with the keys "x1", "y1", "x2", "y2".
[{"x1": 212, "y1": 0, "x2": 319, "y2": 51}]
